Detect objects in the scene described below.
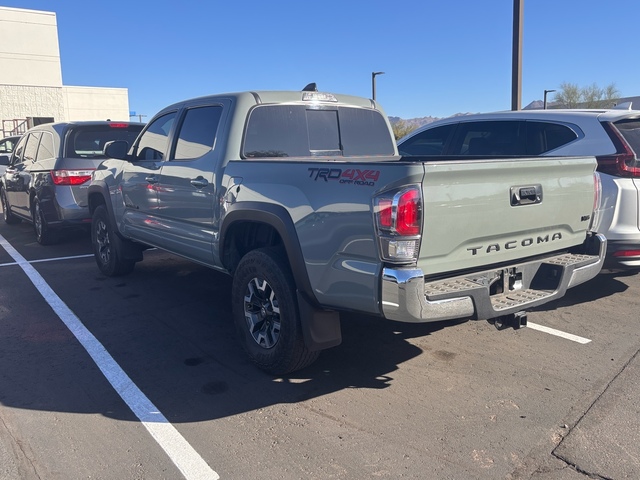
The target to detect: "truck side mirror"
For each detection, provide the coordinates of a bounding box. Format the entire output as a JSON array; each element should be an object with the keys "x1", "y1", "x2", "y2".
[{"x1": 103, "y1": 140, "x2": 129, "y2": 160}]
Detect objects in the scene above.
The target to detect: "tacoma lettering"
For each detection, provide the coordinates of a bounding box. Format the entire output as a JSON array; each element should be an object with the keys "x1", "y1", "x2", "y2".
[{"x1": 467, "y1": 233, "x2": 563, "y2": 255}]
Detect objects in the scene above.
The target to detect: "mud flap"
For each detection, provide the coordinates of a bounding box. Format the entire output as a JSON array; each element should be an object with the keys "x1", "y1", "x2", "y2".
[{"x1": 297, "y1": 291, "x2": 342, "y2": 351}]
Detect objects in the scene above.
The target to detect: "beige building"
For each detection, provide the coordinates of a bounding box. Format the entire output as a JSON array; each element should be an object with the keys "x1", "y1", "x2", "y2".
[{"x1": 0, "y1": 6, "x2": 131, "y2": 137}]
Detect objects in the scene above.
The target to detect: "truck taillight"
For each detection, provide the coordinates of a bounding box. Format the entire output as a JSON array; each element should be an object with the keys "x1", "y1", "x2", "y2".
[
  {"x1": 597, "y1": 123, "x2": 640, "y2": 178},
  {"x1": 374, "y1": 186, "x2": 422, "y2": 264},
  {"x1": 50, "y1": 169, "x2": 95, "y2": 185}
]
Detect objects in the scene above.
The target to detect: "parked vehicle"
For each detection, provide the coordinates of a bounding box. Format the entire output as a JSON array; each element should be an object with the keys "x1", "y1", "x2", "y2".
[
  {"x1": 88, "y1": 88, "x2": 604, "y2": 374},
  {"x1": 0, "y1": 121, "x2": 144, "y2": 244},
  {"x1": 0, "y1": 135, "x2": 21, "y2": 175},
  {"x1": 397, "y1": 105, "x2": 640, "y2": 270}
]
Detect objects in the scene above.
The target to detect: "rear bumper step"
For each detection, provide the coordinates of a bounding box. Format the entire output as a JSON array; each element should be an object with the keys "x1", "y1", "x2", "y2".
[{"x1": 381, "y1": 233, "x2": 606, "y2": 323}]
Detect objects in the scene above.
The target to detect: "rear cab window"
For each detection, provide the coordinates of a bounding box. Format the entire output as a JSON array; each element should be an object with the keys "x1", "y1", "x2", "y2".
[
  {"x1": 242, "y1": 105, "x2": 395, "y2": 158},
  {"x1": 65, "y1": 123, "x2": 144, "y2": 159}
]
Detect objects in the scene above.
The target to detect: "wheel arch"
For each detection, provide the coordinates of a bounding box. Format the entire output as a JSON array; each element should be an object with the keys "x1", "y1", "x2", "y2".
[{"x1": 220, "y1": 202, "x2": 317, "y2": 305}]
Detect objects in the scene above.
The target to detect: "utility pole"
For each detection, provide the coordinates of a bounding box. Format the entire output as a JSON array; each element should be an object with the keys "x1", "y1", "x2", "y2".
[
  {"x1": 511, "y1": 0, "x2": 524, "y2": 111},
  {"x1": 372, "y1": 71, "x2": 385, "y2": 101}
]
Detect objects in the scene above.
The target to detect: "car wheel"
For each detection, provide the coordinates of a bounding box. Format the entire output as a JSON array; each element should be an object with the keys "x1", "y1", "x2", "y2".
[
  {"x1": 92, "y1": 204, "x2": 135, "y2": 276},
  {"x1": 1, "y1": 188, "x2": 21, "y2": 225},
  {"x1": 232, "y1": 248, "x2": 319, "y2": 375},
  {"x1": 32, "y1": 198, "x2": 57, "y2": 245}
]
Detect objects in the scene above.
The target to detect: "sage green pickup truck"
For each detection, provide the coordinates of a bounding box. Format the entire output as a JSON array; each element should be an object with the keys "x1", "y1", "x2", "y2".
[{"x1": 88, "y1": 87, "x2": 606, "y2": 374}]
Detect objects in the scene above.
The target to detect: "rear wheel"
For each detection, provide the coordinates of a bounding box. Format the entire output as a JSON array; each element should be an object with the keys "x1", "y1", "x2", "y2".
[
  {"x1": 33, "y1": 198, "x2": 57, "y2": 245},
  {"x1": 92, "y1": 204, "x2": 135, "y2": 276},
  {"x1": 1, "y1": 188, "x2": 21, "y2": 225},
  {"x1": 232, "y1": 248, "x2": 319, "y2": 375}
]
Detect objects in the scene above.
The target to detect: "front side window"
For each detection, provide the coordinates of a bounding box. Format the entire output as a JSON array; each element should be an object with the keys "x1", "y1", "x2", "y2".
[
  {"x1": 134, "y1": 112, "x2": 177, "y2": 161},
  {"x1": 398, "y1": 124, "x2": 456, "y2": 155},
  {"x1": 10, "y1": 137, "x2": 27, "y2": 166},
  {"x1": 173, "y1": 106, "x2": 223, "y2": 160},
  {"x1": 242, "y1": 105, "x2": 394, "y2": 158}
]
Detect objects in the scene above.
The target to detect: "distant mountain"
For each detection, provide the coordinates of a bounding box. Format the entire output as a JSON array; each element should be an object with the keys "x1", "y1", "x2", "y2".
[{"x1": 388, "y1": 112, "x2": 475, "y2": 128}]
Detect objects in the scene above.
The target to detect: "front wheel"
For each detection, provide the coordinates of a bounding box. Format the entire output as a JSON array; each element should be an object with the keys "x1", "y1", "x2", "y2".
[
  {"x1": 92, "y1": 204, "x2": 135, "y2": 276},
  {"x1": 232, "y1": 248, "x2": 319, "y2": 375}
]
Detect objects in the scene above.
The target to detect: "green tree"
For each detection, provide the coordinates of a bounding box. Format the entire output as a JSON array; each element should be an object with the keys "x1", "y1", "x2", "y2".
[
  {"x1": 553, "y1": 82, "x2": 620, "y2": 109},
  {"x1": 391, "y1": 120, "x2": 418, "y2": 141}
]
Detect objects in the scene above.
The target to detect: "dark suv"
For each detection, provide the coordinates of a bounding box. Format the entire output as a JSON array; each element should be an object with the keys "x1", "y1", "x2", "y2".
[{"x1": 0, "y1": 121, "x2": 144, "y2": 244}]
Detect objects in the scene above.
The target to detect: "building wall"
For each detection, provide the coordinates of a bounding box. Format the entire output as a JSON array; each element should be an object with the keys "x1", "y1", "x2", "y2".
[
  {"x1": 0, "y1": 7, "x2": 63, "y2": 87},
  {"x1": 63, "y1": 86, "x2": 130, "y2": 121},
  {"x1": 0, "y1": 6, "x2": 132, "y2": 136}
]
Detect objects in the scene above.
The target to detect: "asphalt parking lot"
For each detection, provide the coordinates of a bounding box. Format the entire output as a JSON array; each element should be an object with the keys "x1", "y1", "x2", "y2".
[{"x1": 1, "y1": 218, "x2": 639, "y2": 480}]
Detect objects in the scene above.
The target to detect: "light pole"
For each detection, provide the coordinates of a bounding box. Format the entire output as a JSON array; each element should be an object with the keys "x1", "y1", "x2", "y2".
[
  {"x1": 543, "y1": 89, "x2": 556, "y2": 109},
  {"x1": 372, "y1": 71, "x2": 385, "y2": 101}
]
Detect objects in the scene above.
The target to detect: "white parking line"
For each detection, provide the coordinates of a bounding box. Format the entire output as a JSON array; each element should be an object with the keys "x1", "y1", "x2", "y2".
[
  {"x1": 0, "y1": 253, "x2": 94, "y2": 267},
  {"x1": 0, "y1": 234, "x2": 219, "y2": 480},
  {"x1": 527, "y1": 321, "x2": 592, "y2": 344}
]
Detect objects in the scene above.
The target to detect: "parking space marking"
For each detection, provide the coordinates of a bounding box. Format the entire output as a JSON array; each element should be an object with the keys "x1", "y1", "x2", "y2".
[
  {"x1": 527, "y1": 321, "x2": 592, "y2": 344},
  {"x1": 0, "y1": 253, "x2": 94, "y2": 267},
  {"x1": 0, "y1": 234, "x2": 219, "y2": 480}
]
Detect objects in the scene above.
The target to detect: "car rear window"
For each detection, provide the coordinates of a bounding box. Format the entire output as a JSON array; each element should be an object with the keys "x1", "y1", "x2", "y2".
[
  {"x1": 242, "y1": 105, "x2": 395, "y2": 158},
  {"x1": 65, "y1": 124, "x2": 144, "y2": 159}
]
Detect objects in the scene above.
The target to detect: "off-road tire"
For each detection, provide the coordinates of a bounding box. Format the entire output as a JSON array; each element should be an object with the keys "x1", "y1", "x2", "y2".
[
  {"x1": 92, "y1": 204, "x2": 135, "y2": 276},
  {"x1": 232, "y1": 248, "x2": 319, "y2": 375}
]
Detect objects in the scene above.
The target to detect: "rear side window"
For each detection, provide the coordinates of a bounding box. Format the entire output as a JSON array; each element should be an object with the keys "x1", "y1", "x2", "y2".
[
  {"x1": 242, "y1": 105, "x2": 395, "y2": 158},
  {"x1": 23, "y1": 132, "x2": 42, "y2": 163},
  {"x1": 36, "y1": 132, "x2": 55, "y2": 161},
  {"x1": 398, "y1": 124, "x2": 455, "y2": 155},
  {"x1": 614, "y1": 119, "x2": 640, "y2": 155},
  {"x1": 173, "y1": 106, "x2": 223, "y2": 160},
  {"x1": 66, "y1": 124, "x2": 144, "y2": 159},
  {"x1": 525, "y1": 121, "x2": 578, "y2": 154},
  {"x1": 451, "y1": 121, "x2": 526, "y2": 155}
]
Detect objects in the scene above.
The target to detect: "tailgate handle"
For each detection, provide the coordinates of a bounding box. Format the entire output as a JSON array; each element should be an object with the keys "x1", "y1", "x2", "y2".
[{"x1": 510, "y1": 185, "x2": 542, "y2": 206}]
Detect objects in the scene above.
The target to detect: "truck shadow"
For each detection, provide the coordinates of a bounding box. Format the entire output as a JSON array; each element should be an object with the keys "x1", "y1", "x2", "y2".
[
  {"x1": 0, "y1": 248, "x2": 459, "y2": 424},
  {"x1": 531, "y1": 270, "x2": 635, "y2": 312}
]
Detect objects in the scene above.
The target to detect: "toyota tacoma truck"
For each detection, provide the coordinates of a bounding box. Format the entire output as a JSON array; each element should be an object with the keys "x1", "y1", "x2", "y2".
[{"x1": 88, "y1": 87, "x2": 606, "y2": 374}]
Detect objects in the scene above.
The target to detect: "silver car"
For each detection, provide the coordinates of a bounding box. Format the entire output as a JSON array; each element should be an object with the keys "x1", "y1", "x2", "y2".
[
  {"x1": 0, "y1": 121, "x2": 143, "y2": 244},
  {"x1": 397, "y1": 105, "x2": 640, "y2": 270}
]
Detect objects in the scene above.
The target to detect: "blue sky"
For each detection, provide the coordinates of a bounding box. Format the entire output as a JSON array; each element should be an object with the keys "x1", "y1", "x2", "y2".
[{"x1": 2, "y1": 0, "x2": 635, "y2": 120}]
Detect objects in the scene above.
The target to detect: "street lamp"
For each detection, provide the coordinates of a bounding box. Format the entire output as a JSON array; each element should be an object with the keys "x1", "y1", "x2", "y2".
[
  {"x1": 372, "y1": 71, "x2": 385, "y2": 101},
  {"x1": 543, "y1": 89, "x2": 556, "y2": 109}
]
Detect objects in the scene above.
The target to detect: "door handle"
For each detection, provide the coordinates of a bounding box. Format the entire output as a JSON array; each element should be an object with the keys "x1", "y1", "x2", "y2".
[
  {"x1": 145, "y1": 175, "x2": 158, "y2": 184},
  {"x1": 190, "y1": 177, "x2": 209, "y2": 189}
]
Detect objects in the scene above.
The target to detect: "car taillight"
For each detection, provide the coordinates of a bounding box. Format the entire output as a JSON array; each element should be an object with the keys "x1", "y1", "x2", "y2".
[
  {"x1": 613, "y1": 250, "x2": 640, "y2": 258},
  {"x1": 109, "y1": 123, "x2": 130, "y2": 128},
  {"x1": 50, "y1": 169, "x2": 95, "y2": 185},
  {"x1": 596, "y1": 123, "x2": 640, "y2": 177},
  {"x1": 374, "y1": 186, "x2": 422, "y2": 263}
]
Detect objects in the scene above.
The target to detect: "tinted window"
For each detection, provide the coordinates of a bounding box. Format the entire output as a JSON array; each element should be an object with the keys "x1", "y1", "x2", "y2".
[
  {"x1": 22, "y1": 133, "x2": 42, "y2": 164},
  {"x1": 398, "y1": 124, "x2": 455, "y2": 155},
  {"x1": 173, "y1": 106, "x2": 223, "y2": 160},
  {"x1": 66, "y1": 124, "x2": 144, "y2": 159},
  {"x1": 36, "y1": 132, "x2": 55, "y2": 161},
  {"x1": 243, "y1": 105, "x2": 394, "y2": 158},
  {"x1": 0, "y1": 137, "x2": 18, "y2": 153},
  {"x1": 10, "y1": 137, "x2": 27, "y2": 165},
  {"x1": 614, "y1": 120, "x2": 640, "y2": 154},
  {"x1": 526, "y1": 121, "x2": 578, "y2": 154},
  {"x1": 451, "y1": 121, "x2": 526, "y2": 155},
  {"x1": 135, "y1": 113, "x2": 177, "y2": 161}
]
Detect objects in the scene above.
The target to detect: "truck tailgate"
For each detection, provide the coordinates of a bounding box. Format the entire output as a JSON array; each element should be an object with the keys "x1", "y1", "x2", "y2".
[{"x1": 418, "y1": 156, "x2": 597, "y2": 276}]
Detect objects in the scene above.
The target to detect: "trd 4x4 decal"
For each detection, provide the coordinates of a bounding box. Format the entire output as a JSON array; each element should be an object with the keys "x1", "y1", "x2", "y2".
[{"x1": 308, "y1": 168, "x2": 380, "y2": 186}]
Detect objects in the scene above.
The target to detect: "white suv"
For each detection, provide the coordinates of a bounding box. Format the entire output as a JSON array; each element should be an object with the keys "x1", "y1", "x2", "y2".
[{"x1": 397, "y1": 106, "x2": 640, "y2": 270}]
